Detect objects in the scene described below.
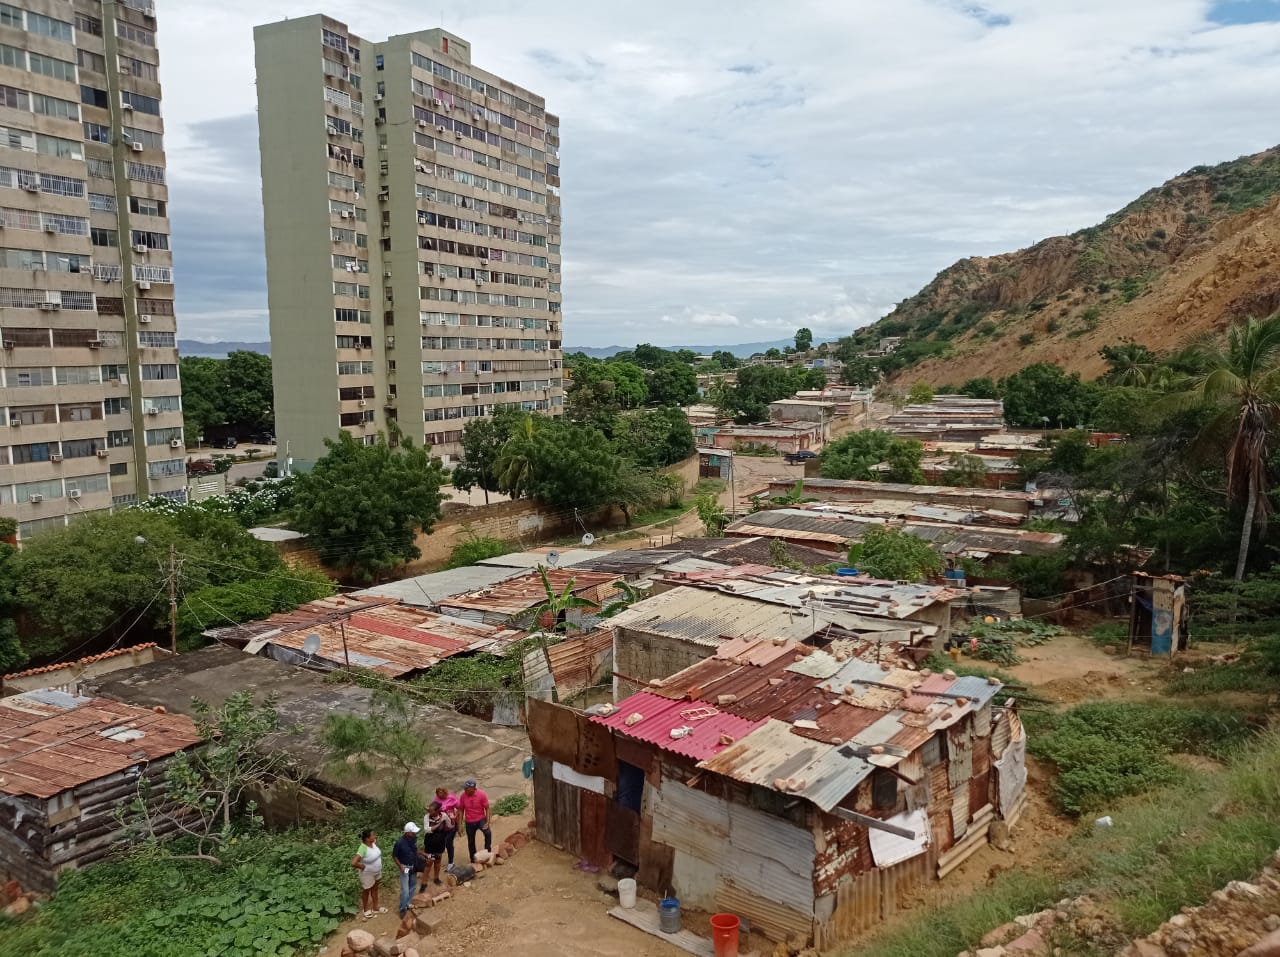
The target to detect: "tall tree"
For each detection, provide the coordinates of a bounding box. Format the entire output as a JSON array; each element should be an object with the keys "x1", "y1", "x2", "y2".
[
  {"x1": 612, "y1": 407, "x2": 696, "y2": 468},
  {"x1": 710, "y1": 350, "x2": 739, "y2": 370},
  {"x1": 820, "y1": 430, "x2": 924, "y2": 483},
  {"x1": 1100, "y1": 343, "x2": 1156, "y2": 387},
  {"x1": 794, "y1": 327, "x2": 814, "y2": 352},
  {"x1": 291, "y1": 431, "x2": 446, "y2": 581},
  {"x1": 495, "y1": 414, "x2": 541, "y2": 498},
  {"x1": 647, "y1": 362, "x2": 699, "y2": 407},
  {"x1": 567, "y1": 358, "x2": 648, "y2": 408},
  {"x1": 0, "y1": 518, "x2": 24, "y2": 671},
  {"x1": 452, "y1": 411, "x2": 519, "y2": 504},
  {"x1": 222, "y1": 351, "x2": 275, "y2": 433},
  {"x1": 1178, "y1": 314, "x2": 1280, "y2": 580}
]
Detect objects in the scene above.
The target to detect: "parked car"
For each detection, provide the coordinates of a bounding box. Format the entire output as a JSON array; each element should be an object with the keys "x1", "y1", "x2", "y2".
[
  {"x1": 249, "y1": 432, "x2": 275, "y2": 445},
  {"x1": 783, "y1": 450, "x2": 818, "y2": 464},
  {"x1": 221, "y1": 437, "x2": 238, "y2": 449},
  {"x1": 186, "y1": 459, "x2": 217, "y2": 476}
]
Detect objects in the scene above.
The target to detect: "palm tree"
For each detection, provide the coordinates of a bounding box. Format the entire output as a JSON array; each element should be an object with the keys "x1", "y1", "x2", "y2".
[
  {"x1": 519, "y1": 565, "x2": 597, "y2": 703},
  {"x1": 1180, "y1": 314, "x2": 1280, "y2": 581},
  {"x1": 494, "y1": 414, "x2": 538, "y2": 498},
  {"x1": 1100, "y1": 343, "x2": 1156, "y2": 387}
]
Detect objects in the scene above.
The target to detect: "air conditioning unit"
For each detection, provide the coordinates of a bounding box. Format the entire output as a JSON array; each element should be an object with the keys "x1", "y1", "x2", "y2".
[
  {"x1": 479, "y1": 256, "x2": 488, "y2": 264},
  {"x1": 473, "y1": 112, "x2": 482, "y2": 121},
  {"x1": 475, "y1": 278, "x2": 483, "y2": 286},
  {"x1": 2, "y1": 341, "x2": 13, "y2": 350},
  {"x1": 417, "y1": 120, "x2": 428, "y2": 129},
  {"x1": 374, "y1": 116, "x2": 385, "y2": 125},
  {"x1": 28, "y1": 493, "x2": 42, "y2": 503},
  {"x1": 50, "y1": 453, "x2": 63, "y2": 462},
  {"x1": 169, "y1": 438, "x2": 183, "y2": 448},
  {"x1": 39, "y1": 301, "x2": 60, "y2": 311},
  {"x1": 454, "y1": 130, "x2": 463, "y2": 139},
  {"x1": 377, "y1": 191, "x2": 389, "y2": 201},
  {"x1": 133, "y1": 243, "x2": 149, "y2": 254},
  {"x1": 326, "y1": 125, "x2": 340, "y2": 135},
  {"x1": 431, "y1": 98, "x2": 442, "y2": 108},
  {"x1": 138, "y1": 314, "x2": 152, "y2": 323},
  {"x1": 96, "y1": 448, "x2": 110, "y2": 457},
  {"x1": 68, "y1": 488, "x2": 82, "y2": 500},
  {"x1": 22, "y1": 182, "x2": 38, "y2": 193},
  {"x1": 146, "y1": 408, "x2": 159, "y2": 415},
  {"x1": 87, "y1": 339, "x2": 102, "y2": 349},
  {"x1": 137, "y1": 280, "x2": 151, "y2": 290},
  {"x1": 131, "y1": 141, "x2": 145, "y2": 153},
  {"x1": 121, "y1": 101, "x2": 133, "y2": 111},
  {"x1": 339, "y1": 210, "x2": 352, "y2": 219},
  {"x1": 43, "y1": 223, "x2": 56, "y2": 233},
  {"x1": 29, "y1": 262, "x2": 44, "y2": 271},
  {"x1": 383, "y1": 270, "x2": 392, "y2": 279},
  {"x1": 436, "y1": 125, "x2": 445, "y2": 134},
  {"x1": 120, "y1": 64, "x2": 133, "y2": 75},
  {"x1": 358, "y1": 398, "x2": 367, "y2": 407},
  {"x1": 374, "y1": 93, "x2": 384, "y2": 102}
]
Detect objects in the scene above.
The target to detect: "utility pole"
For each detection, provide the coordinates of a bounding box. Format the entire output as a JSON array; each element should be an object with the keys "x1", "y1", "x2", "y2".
[{"x1": 168, "y1": 542, "x2": 178, "y2": 656}]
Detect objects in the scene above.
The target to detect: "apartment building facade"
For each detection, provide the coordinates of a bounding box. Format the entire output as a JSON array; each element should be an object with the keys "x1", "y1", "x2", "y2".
[
  {"x1": 0, "y1": 0, "x2": 185, "y2": 541},
  {"x1": 255, "y1": 16, "x2": 563, "y2": 469}
]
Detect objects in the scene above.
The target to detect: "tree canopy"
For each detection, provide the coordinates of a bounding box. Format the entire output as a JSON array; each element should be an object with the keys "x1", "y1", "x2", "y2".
[
  {"x1": 820, "y1": 430, "x2": 924, "y2": 483},
  {"x1": 848, "y1": 527, "x2": 942, "y2": 581},
  {"x1": 179, "y1": 351, "x2": 274, "y2": 441},
  {"x1": 795, "y1": 327, "x2": 814, "y2": 352},
  {"x1": 999, "y1": 363, "x2": 1099, "y2": 428},
  {"x1": 612, "y1": 406, "x2": 696, "y2": 469},
  {"x1": 290, "y1": 431, "x2": 446, "y2": 581}
]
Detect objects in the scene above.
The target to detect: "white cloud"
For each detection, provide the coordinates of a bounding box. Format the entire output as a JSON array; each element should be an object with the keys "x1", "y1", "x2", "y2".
[{"x1": 159, "y1": 1, "x2": 1280, "y2": 345}]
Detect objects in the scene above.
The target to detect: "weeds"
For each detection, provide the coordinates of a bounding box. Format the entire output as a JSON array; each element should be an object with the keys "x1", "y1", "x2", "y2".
[{"x1": 492, "y1": 794, "x2": 530, "y2": 816}]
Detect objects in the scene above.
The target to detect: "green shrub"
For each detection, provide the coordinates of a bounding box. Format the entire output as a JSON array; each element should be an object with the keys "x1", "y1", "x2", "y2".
[
  {"x1": 446, "y1": 536, "x2": 510, "y2": 568},
  {"x1": 1030, "y1": 701, "x2": 1251, "y2": 815},
  {"x1": 1018, "y1": 332, "x2": 1035, "y2": 347},
  {"x1": 492, "y1": 793, "x2": 530, "y2": 816}
]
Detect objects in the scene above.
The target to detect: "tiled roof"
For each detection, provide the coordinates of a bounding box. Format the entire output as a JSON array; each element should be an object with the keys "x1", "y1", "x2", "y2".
[
  {"x1": 3, "y1": 643, "x2": 158, "y2": 681},
  {"x1": 0, "y1": 692, "x2": 200, "y2": 799}
]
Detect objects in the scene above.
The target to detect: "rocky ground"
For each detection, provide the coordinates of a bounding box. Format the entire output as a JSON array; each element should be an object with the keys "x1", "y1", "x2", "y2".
[{"x1": 945, "y1": 850, "x2": 1280, "y2": 957}]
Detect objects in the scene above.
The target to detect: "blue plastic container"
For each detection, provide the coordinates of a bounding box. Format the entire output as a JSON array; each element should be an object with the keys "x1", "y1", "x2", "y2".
[
  {"x1": 835, "y1": 567, "x2": 860, "y2": 577},
  {"x1": 659, "y1": 897, "x2": 681, "y2": 934}
]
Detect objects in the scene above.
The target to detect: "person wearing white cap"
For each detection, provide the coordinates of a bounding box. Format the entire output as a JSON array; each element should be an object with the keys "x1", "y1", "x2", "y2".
[{"x1": 392, "y1": 821, "x2": 422, "y2": 917}]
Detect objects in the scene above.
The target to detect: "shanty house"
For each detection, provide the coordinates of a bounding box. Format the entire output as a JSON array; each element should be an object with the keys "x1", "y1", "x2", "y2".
[
  {"x1": 434, "y1": 568, "x2": 623, "y2": 627},
  {"x1": 608, "y1": 570, "x2": 958, "y2": 695},
  {"x1": 0, "y1": 690, "x2": 201, "y2": 893},
  {"x1": 529, "y1": 637, "x2": 1027, "y2": 946}
]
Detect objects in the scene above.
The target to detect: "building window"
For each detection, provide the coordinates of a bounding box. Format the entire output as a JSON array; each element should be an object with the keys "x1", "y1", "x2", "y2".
[
  {"x1": 11, "y1": 442, "x2": 54, "y2": 464},
  {"x1": 91, "y1": 227, "x2": 118, "y2": 247},
  {"x1": 75, "y1": 14, "x2": 103, "y2": 36},
  {"x1": 77, "y1": 48, "x2": 106, "y2": 73},
  {"x1": 27, "y1": 11, "x2": 73, "y2": 42},
  {"x1": 141, "y1": 363, "x2": 178, "y2": 381},
  {"x1": 121, "y1": 90, "x2": 160, "y2": 115},
  {"x1": 61, "y1": 438, "x2": 103, "y2": 458},
  {"x1": 109, "y1": 461, "x2": 128, "y2": 476},
  {"x1": 921, "y1": 732, "x2": 947, "y2": 768},
  {"x1": 106, "y1": 429, "x2": 132, "y2": 448},
  {"x1": 116, "y1": 21, "x2": 155, "y2": 47},
  {"x1": 129, "y1": 195, "x2": 166, "y2": 217},
  {"x1": 28, "y1": 52, "x2": 75, "y2": 82},
  {"x1": 103, "y1": 397, "x2": 130, "y2": 416},
  {"x1": 871, "y1": 770, "x2": 898, "y2": 811}
]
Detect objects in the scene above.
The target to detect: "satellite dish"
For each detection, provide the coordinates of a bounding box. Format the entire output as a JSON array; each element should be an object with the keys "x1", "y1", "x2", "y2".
[
  {"x1": 546, "y1": 550, "x2": 560, "y2": 567},
  {"x1": 301, "y1": 632, "x2": 321, "y2": 660},
  {"x1": 581, "y1": 533, "x2": 595, "y2": 547}
]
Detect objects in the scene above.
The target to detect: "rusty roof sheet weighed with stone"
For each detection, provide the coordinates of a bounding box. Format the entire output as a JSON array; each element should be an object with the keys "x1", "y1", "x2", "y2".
[
  {"x1": 438, "y1": 568, "x2": 623, "y2": 619},
  {"x1": 597, "y1": 640, "x2": 1002, "y2": 812},
  {"x1": 0, "y1": 692, "x2": 200, "y2": 799}
]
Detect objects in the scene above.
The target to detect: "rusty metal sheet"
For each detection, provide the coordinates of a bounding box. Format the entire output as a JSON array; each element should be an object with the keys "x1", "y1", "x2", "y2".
[
  {"x1": 526, "y1": 698, "x2": 580, "y2": 768},
  {"x1": 578, "y1": 789, "x2": 611, "y2": 867}
]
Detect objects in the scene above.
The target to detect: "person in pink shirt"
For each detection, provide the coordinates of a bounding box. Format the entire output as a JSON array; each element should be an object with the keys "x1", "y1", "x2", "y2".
[
  {"x1": 433, "y1": 786, "x2": 462, "y2": 868},
  {"x1": 458, "y1": 779, "x2": 492, "y2": 862}
]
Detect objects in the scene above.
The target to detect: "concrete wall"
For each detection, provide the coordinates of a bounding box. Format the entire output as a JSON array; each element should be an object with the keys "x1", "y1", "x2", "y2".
[
  {"x1": 614, "y1": 627, "x2": 716, "y2": 697},
  {"x1": 1, "y1": 646, "x2": 166, "y2": 697}
]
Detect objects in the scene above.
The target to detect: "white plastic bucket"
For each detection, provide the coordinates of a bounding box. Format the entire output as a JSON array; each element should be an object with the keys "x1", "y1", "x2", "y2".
[{"x1": 618, "y1": 878, "x2": 637, "y2": 909}]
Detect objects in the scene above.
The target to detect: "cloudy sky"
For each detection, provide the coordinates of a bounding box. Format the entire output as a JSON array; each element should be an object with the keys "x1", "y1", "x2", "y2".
[{"x1": 160, "y1": 0, "x2": 1280, "y2": 347}]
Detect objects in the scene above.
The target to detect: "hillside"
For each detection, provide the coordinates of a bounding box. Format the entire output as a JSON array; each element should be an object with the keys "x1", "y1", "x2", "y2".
[{"x1": 856, "y1": 146, "x2": 1280, "y2": 384}]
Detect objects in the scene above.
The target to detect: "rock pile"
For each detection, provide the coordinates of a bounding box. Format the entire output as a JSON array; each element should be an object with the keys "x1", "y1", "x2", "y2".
[
  {"x1": 1118, "y1": 850, "x2": 1280, "y2": 957},
  {"x1": 337, "y1": 831, "x2": 528, "y2": 957}
]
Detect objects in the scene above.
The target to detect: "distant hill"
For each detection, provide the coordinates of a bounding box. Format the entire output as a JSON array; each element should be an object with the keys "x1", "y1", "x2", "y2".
[
  {"x1": 179, "y1": 340, "x2": 271, "y2": 358},
  {"x1": 566, "y1": 337, "x2": 834, "y2": 359},
  {"x1": 851, "y1": 145, "x2": 1280, "y2": 383}
]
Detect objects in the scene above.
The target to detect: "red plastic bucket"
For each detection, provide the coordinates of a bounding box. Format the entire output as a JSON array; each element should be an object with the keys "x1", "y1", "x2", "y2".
[{"x1": 711, "y1": 913, "x2": 740, "y2": 957}]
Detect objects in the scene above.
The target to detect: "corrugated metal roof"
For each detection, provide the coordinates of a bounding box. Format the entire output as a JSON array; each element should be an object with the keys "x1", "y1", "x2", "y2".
[
  {"x1": 726, "y1": 508, "x2": 882, "y2": 544},
  {"x1": 609, "y1": 587, "x2": 841, "y2": 646},
  {"x1": 597, "y1": 641, "x2": 1000, "y2": 811},
  {"x1": 352, "y1": 565, "x2": 523, "y2": 607},
  {"x1": 0, "y1": 694, "x2": 200, "y2": 799},
  {"x1": 477, "y1": 548, "x2": 613, "y2": 570},
  {"x1": 768, "y1": 478, "x2": 1035, "y2": 504},
  {"x1": 592, "y1": 692, "x2": 765, "y2": 761},
  {"x1": 438, "y1": 568, "x2": 623, "y2": 620},
  {"x1": 262, "y1": 604, "x2": 521, "y2": 677}
]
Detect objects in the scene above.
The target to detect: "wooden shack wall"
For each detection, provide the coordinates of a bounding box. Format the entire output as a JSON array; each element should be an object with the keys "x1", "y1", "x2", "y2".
[{"x1": 527, "y1": 699, "x2": 616, "y2": 867}]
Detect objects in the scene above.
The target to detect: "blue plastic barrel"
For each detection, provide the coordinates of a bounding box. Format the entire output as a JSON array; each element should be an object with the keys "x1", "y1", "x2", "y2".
[
  {"x1": 835, "y1": 567, "x2": 859, "y2": 577},
  {"x1": 659, "y1": 897, "x2": 681, "y2": 934}
]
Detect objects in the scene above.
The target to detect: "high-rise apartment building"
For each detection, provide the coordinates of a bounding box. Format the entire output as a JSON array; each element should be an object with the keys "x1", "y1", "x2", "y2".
[
  {"x1": 0, "y1": 0, "x2": 185, "y2": 541},
  {"x1": 255, "y1": 16, "x2": 563, "y2": 469}
]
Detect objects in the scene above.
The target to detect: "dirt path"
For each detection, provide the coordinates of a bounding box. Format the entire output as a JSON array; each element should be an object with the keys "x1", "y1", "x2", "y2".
[
  {"x1": 330, "y1": 816, "x2": 691, "y2": 957},
  {"x1": 1002, "y1": 633, "x2": 1161, "y2": 703}
]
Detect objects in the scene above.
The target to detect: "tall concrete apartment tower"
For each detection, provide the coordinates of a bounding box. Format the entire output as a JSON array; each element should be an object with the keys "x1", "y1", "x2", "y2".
[
  {"x1": 0, "y1": 0, "x2": 185, "y2": 541},
  {"x1": 255, "y1": 16, "x2": 563, "y2": 470}
]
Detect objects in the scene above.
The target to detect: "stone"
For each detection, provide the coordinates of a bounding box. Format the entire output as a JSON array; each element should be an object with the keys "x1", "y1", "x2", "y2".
[
  {"x1": 975, "y1": 947, "x2": 1007, "y2": 957},
  {"x1": 341, "y1": 950, "x2": 354, "y2": 957},
  {"x1": 414, "y1": 910, "x2": 446, "y2": 936},
  {"x1": 1122, "y1": 943, "x2": 1168, "y2": 957},
  {"x1": 1102, "y1": 644, "x2": 1118, "y2": 655},
  {"x1": 3, "y1": 896, "x2": 29, "y2": 917},
  {"x1": 1226, "y1": 881, "x2": 1264, "y2": 898},
  {"x1": 1006, "y1": 930, "x2": 1047, "y2": 955},
  {"x1": 1238, "y1": 929, "x2": 1280, "y2": 957},
  {"x1": 411, "y1": 892, "x2": 434, "y2": 908},
  {"x1": 402, "y1": 950, "x2": 420, "y2": 957},
  {"x1": 372, "y1": 937, "x2": 396, "y2": 957},
  {"x1": 981, "y1": 922, "x2": 1022, "y2": 947},
  {"x1": 508, "y1": 832, "x2": 528, "y2": 849},
  {"x1": 391, "y1": 932, "x2": 420, "y2": 952},
  {"x1": 500, "y1": 842, "x2": 516, "y2": 857},
  {"x1": 1264, "y1": 916, "x2": 1280, "y2": 933},
  {"x1": 473, "y1": 849, "x2": 493, "y2": 863},
  {"x1": 1168, "y1": 915, "x2": 1191, "y2": 929},
  {"x1": 598, "y1": 875, "x2": 620, "y2": 895},
  {"x1": 346, "y1": 930, "x2": 376, "y2": 954},
  {"x1": 990, "y1": 821, "x2": 1013, "y2": 852},
  {"x1": 493, "y1": 855, "x2": 506, "y2": 866}
]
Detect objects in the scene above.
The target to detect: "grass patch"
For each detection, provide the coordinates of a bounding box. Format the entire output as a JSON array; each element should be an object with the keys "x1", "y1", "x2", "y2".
[
  {"x1": 1085, "y1": 621, "x2": 1127, "y2": 648},
  {"x1": 856, "y1": 728, "x2": 1280, "y2": 957},
  {"x1": 492, "y1": 793, "x2": 530, "y2": 816},
  {"x1": 0, "y1": 829, "x2": 355, "y2": 957},
  {"x1": 1029, "y1": 701, "x2": 1250, "y2": 815}
]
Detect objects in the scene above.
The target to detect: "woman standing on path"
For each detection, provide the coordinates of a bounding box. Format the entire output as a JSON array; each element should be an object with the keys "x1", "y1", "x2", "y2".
[
  {"x1": 434, "y1": 786, "x2": 462, "y2": 869},
  {"x1": 351, "y1": 829, "x2": 387, "y2": 919},
  {"x1": 422, "y1": 800, "x2": 453, "y2": 886}
]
